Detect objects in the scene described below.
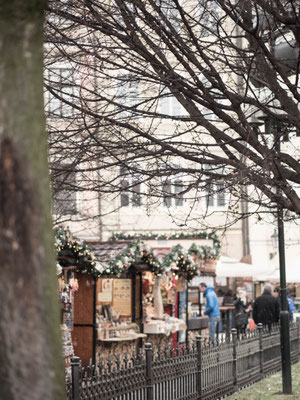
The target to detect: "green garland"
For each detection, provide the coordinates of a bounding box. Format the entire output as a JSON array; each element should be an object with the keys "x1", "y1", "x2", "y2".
[
  {"x1": 102, "y1": 241, "x2": 165, "y2": 277},
  {"x1": 55, "y1": 228, "x2": 165, "y2": 277},
  {"x1": 109, "y1": 231, "x2": 221, "y2": 260},
  {"x1": 188, "y1": 243, "x2": 221, "y2": 260},
  {"x1": 55, "y1": 227, "x2": 97, "y2": 275},
  {"x1": 55, "y1": 228, "x2": 220, "y2": 279},
  {"x1": 163, "y1": 244, "x2": 198, "y2": 281}
]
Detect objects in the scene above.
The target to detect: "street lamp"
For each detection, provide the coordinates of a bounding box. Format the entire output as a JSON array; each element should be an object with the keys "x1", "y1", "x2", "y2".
[
  {"x1": 248, "y1": 11, "x2": 298, "y2": 394},
  {"x1": 253, "y1": 112, "x2": 293, "y2": 394}
]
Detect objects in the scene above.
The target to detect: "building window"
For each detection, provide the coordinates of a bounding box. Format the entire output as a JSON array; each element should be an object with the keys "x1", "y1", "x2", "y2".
[
  {"x1": 120, "y1": 167, "x2": 142, "y2": 207},
  {"x1": 46, "y1": 68, "x2": 75, "y2": 117},
  {"x1": 52, "y1": 166, "x2": 77, "y2": 215},
  {"x1": 198, "y1": 0, "x2": 221, "y2": 36},
  {"x1": 47, "y1": 0, "x2": 74, "y2": 26},
  {"x1": 206, "y1": 182, "x2": 226, "y2": 207},
  {"x1": 163, "y1": 179, "x2": 184, "y2": 207},
  {"x1": 161, "y1": 0, "x2": 181, "y2": 32},
  {"x1": 115, "y1": 74, "x2": 139, "y2": 118},
  {"x1": 160, "y1": 87, "x2": 185, "y2": 118}
]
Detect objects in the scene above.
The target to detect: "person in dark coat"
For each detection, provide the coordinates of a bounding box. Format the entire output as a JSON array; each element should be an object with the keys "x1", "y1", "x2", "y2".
[{"x1": 253, "y1": 284, "x2": 279, "y2": 329}]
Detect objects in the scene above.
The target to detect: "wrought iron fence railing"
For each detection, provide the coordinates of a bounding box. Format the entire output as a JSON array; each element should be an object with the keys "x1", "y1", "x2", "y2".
[{"x1": 66, "y1": 322, "x2": 300, "y2": 400}]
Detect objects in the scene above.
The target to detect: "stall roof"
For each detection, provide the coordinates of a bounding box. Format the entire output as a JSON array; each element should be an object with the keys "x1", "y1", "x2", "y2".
[
  {"x1": 84, "y1": 240, "x2": 133, "y2": 263},
  {"x1": 85, "y1": 240, "x2": 173, "y2": 263}
]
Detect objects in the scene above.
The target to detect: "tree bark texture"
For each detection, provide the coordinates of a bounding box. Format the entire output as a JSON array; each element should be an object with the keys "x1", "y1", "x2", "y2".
[{"x1": 0, "y1": 1, "x2": 66, "y2": 399}]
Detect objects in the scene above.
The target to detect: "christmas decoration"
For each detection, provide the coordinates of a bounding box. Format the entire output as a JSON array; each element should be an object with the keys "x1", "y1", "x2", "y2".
[
  {"x1": 163, "y1": 244, "x2": 198, "y2": 281},
  {"x1": 55, "y1": 227, "x2": 97, "y2": 275},
  {"x1": 188, "y1": 243, "x2": 221, "y2": 260},
  {"x1": 101, "y1": 241, "x2": 165, "y2": 277},
  {"x1": 109, "y1": 231, "x2": 221, "y2": 264},
  {"x1": 109, "y1": 230, "x2": 220, "y2": 247},
  {"x1": 55, "y1": 228, "x2": 221, "y2": 280}
]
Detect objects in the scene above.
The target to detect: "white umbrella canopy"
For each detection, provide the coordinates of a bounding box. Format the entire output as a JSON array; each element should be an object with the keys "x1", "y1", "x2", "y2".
[
  {"x1": 285, "y1": 266, "x2": 300, "y2": 283},
  {"x1": 217, "y1": 256, "x2": 300, "y2": 283},
  {"x1": 216, "y1": 256, "x2": 275, "y2": 279},
  {"x1": 255, "y1": 266, "x2": 300, "y2": 283}
]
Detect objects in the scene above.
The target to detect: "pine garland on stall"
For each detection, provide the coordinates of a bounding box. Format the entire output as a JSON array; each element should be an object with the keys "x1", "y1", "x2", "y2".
[
  {"x1": 188, "y1": 243, "x2": 221, "y2": 260},
  {"x1": 55, "y1": 228, "x2": 220, "y2": 279},
  {"x1": 55, "y1": 227, "x2": 97, "y2": 275},
  {"x1": 163, "y1": 244, "x2": 198, "y2": 281},
  {"x1": 101, "y1": 241, "x2": 165, "y2": 277},
  {"x1": 109, "y1": 231, "x2": 221, "y2": 261}
]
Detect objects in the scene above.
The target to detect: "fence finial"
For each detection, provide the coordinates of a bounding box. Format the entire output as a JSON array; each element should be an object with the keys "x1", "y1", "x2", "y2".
[
  {"x1": 196, "y1": 335, "x2": 202, "y2": 397},
  {"x1": 231, "y1": 328, "x2": 238, "y2": 391},
  {"x1": 71, "y1": 356, "x2": 81, "y2": 400}
]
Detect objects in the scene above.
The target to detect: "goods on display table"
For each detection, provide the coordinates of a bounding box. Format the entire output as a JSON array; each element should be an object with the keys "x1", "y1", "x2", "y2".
[
  {"x1": 58, "y1": 268, "x2": 79, "y2": 376},
  {"x1": 61, "y1": 324, "x2": 74, "y2": 381},
  {"x1": 96, "y1": 303, "x2": 146, "y2": 341},
  {"x1": 96, "y1": 278, "x2": 147, "y2": 342},
  {"x1": 143, "y1": 315, "x2": 186, "y2": 335},
  {"x1": 143, "y1": 271, "x2": 187, "y2": 335},
  {"x1": 95, "y1": 271, "x2": 187, "y2": 354},
  {"x1": 58, "y1": 269, "x2": 79, "y2": 330}
]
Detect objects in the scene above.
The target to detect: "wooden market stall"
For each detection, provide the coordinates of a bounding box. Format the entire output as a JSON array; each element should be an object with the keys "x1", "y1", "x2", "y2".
[
  {"x1": 86, "y1": 240, "x2": 187, "y2": 362},
  {"x1": 56, "y1": 229, "x2": 222, "y2": 367}
]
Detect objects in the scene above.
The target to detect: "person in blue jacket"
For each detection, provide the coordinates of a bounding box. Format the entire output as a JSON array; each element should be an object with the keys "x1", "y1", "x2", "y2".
[
  {"x1": 273, "y1": 286, "x2": 295, "y2": 322},
  {"x1": 199, "y1": 282, "x2": 220, "y2": 343}
]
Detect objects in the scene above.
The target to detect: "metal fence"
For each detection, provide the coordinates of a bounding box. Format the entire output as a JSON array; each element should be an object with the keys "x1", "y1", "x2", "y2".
[{"x1": 67, "y1": 322, "x2": 300, "y2": 400}]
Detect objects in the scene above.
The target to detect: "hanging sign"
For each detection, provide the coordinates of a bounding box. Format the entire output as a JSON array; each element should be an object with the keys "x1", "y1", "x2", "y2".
[
  {"x1": 113, "y1": 279, "x2": 132, "y2": 316},
  {"x1": 97, "y1": 278, "x2": 113, "y2": 302}
]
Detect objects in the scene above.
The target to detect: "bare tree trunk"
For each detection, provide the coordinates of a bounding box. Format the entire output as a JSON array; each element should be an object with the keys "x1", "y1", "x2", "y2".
[{"x1": 0, "y1": 1, "x2": 66, "y2": 399}]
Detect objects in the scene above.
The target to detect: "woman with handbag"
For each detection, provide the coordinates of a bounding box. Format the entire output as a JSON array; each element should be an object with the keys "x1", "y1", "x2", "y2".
[{"x1": 233, "y1": 287, "x2": 252, "y2": 334}]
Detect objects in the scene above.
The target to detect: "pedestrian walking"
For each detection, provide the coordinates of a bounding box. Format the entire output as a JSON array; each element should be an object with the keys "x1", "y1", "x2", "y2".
[
  {"x1": 233, "y1": 287, "x2": 251, "y2": 334},
  {"x1": 253, "y1": 284, "x2": 279, "y2": 330},
  {"x1": 199, "y1": 282, "x2": 220, "y2": 343}
]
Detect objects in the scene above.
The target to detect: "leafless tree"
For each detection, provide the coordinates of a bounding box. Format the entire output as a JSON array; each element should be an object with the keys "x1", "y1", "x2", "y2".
[{"x1": 45, "y1": 0, "x2": 300, "y2": 228}]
